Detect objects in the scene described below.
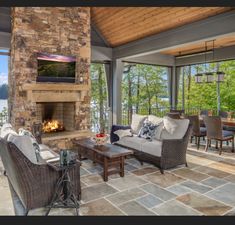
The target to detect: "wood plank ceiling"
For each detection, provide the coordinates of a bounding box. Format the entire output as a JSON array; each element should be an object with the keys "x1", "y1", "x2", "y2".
[{"x1": 91, "y1": 7, "x2": 234, "y2": 47}]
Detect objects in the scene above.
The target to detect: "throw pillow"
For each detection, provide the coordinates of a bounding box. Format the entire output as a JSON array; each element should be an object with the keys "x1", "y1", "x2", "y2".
[
  {"x1": 114, "y1": 129, "x2": 133, "y2": 139},
  {"x1": 154, "y1": 121, "x2": 164, "y2": 140},
  {"x1": 0, "y1": 123, "x2": 18, "y2": 139},
  {"x1": 147, "y1": 115, "x2": 163, "y2": 125},
  {"x1": 138, "y1": 119, "x2": 158, "y2": 141},
  {"x1": 161, "y1": 118, "x2": 189, "y2": 140},
  {"x1": 18, "y1": 128, "x2": 41, "y2": 162},
  {"x1": 131, "y1": 114, "x2": 148, "y2": 134},
  {"x1": 163, "y1": 116, "x2": 178, "y2": 134}
]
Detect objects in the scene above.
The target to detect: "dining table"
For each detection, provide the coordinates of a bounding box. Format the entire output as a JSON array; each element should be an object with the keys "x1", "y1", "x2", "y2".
[{"x1": 199, "y1": 116, "x2": 235, "y2": 128}]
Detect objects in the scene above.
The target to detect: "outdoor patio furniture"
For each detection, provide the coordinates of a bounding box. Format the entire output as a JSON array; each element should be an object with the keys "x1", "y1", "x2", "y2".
[
  {"x1": 170, "y1": 109, "x2": 185, "y2": 115},
  {"x1": 72, "y1": 138, "x2": 133, "y2": 181},
  {"x1": 185, "y1": 115, "x2": 207, "y2": 149},
  {"x1": 167, "y1": 112, "x2": 181, "y2": 119},
  {"x1": 203, "y1": 116, "x2": 234, "y2": 155},
  {"x1": 0, "y1": 138, "x2": 81, "y2": 215},
  {"x1": 110, "y1": 115, "x2": 191, "y2": 174}
]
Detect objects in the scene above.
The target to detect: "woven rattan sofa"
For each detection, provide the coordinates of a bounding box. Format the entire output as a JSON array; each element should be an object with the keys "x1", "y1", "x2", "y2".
[
  {"x1": 0, "y1": 137, "x2": 81, "y2": 215},
  {"x1": 110, "y1": 115, "x2": 191, "y2": 174}
]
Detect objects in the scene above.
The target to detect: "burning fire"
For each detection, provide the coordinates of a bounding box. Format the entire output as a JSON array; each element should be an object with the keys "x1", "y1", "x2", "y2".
[{"x1": 42, "y1": 120, "x2": 64, "y2": 133}]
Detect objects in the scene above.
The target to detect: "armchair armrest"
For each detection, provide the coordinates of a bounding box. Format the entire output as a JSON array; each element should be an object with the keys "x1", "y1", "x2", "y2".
[{"x1": 110, "y1": 125, "x2": 131, "y2": 143}]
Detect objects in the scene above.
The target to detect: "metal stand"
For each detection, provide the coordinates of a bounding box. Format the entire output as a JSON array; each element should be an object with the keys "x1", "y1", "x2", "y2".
[{"x1": 46, "y1": 165, "x2": 80, "y2": 216}]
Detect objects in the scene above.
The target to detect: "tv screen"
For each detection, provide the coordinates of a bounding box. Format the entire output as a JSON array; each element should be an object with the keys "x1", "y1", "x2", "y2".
[{"x1": 37, "y1": 52, "x2": 76, "y2": 83}]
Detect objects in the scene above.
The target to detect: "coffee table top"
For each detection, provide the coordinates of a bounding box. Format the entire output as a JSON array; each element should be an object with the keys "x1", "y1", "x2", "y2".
[{"x1": 73, "y1": 138, "x2": 133, "y2": 158}]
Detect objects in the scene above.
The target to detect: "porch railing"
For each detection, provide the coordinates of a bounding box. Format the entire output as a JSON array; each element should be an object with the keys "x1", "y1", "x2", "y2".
[{"x1": 121, "y1": 106, "x2": 222, "y2": 125}]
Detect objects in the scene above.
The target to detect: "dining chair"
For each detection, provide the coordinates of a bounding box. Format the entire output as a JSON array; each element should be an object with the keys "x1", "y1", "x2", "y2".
[
  {"x1": 185, "y1": 115, "x2": 206, "y2": 149},
  {"x1": 219, "y1": 111, "x2": 228, "y2": 118},
  {"x1": 170, "y1": 109, "x2": 185, "y2": 116},
  {"x1": 203, "y1": 116, "x2": 234, "y2": 155}
]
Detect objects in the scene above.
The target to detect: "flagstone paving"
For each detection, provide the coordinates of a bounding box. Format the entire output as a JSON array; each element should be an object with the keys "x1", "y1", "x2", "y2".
[{"x1": 1, "y1": 142, "x2": 235, "y2": 216}]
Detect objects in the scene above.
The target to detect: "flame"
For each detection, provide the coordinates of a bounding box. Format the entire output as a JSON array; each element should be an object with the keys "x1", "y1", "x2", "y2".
[{"x1": 42, "y1": 120, "x2": 64, "y2": 133}]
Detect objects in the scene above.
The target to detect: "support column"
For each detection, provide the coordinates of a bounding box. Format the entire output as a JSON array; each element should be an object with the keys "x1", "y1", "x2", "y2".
[
  {"x1": 104, "y1": 62, "x2": 112, "y2": 132},
  {"x1": 112, "y1": 59, "x2": 124, "y2": 125},
  {"x1": 167, "y1": 67, "x2": 173, "y2": 109},
  {"x1": 172, "y1": 66, "x2": 181, "y2": 109}
]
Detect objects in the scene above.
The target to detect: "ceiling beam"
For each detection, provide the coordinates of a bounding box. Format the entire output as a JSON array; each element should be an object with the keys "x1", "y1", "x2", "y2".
[
  {"x1": 175, "y1": 45, "x2": 235, "y2": 66},
  {"x1": 123, "y1": 52, "x2": 175, "y2": 67},
  {"x1": 113, "y1": 10, "x2": 235, "y2": 59},
  {"x1": 0, "y1": 7, "x2": 11, "y2": 16},
  {"x1": 91, "y1": 23, "x2": 110, "y2": 47}
]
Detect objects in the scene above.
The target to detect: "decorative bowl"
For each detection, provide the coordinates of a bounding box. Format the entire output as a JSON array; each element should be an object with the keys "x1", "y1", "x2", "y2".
[{"x1": 91, "y1": 133, "x2": 108, "y2": 145}]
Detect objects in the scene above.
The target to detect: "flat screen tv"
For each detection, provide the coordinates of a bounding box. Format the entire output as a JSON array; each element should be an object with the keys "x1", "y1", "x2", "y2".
[{"x1": 37, "y1": 52, "x2": 76, "y2": 83}]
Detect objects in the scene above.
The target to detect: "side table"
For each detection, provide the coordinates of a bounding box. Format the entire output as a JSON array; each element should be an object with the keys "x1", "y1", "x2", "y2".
[{"x1": 46, "y1": 161, "x2": 80, "y2": 216}]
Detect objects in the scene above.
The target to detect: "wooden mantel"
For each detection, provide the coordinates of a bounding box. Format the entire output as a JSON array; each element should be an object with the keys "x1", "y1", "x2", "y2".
[
  {"x1": 20, "y1": 83, "x2": 90, "y2": 103},
  {"x1": 21, "y1": 83, "x2": 90, "y2": 92}
]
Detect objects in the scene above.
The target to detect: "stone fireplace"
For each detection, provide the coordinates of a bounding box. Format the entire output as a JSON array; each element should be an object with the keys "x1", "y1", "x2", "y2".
[{"x1": 9, "y1": 7, "x2": 92, "y2": 149}]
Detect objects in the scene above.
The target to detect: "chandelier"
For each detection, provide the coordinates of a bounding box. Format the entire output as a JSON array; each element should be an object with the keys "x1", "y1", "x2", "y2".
[{"x1": 195, "y1": 40, "x2": 225, "y2": 83}]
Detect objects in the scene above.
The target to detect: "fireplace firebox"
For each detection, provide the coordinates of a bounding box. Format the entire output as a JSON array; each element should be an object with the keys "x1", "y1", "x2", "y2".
[{"x1": 36, "y1": 102, "x2": 75, "y2": 133}]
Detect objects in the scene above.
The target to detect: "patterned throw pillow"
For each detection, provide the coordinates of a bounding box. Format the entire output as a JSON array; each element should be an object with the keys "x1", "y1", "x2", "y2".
[{"x1": 138, "y1": 119, "x2": 158, "y2": 141}]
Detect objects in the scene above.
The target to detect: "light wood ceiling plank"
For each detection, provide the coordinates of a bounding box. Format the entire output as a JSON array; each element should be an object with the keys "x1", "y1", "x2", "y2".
[{"x1": 108, "y1": 8, "x2": 232, "y2": 46}]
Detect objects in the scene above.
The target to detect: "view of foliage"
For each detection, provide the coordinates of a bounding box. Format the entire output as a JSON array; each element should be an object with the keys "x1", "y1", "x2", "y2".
[
  {"x1": 177, "y1": 60, "x2": 235, "y2": 114},
  {"x1": 90, "y1": 60, "x2": 235, "y2": 132},
  {"x1": 0, "y1": 84, "x2": 8, "y2": 99},
  {"x1": 38, "y1": 61, "x2": 75, "y2": 77},
  {"x1": 121, "y1": 63, "x2": 169, "y2": 124},
  {"x1": 90, "y1": 63, "x2": 108, "y2": 133}
]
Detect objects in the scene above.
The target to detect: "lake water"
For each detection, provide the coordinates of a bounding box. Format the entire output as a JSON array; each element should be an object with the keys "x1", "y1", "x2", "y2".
[{"x1": 0, "y1": 99, "x2": 7, "y2": 112}]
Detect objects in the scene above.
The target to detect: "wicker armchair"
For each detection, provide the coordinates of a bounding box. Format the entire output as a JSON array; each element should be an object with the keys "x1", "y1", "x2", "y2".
[
  {"x1": 203, "y1": 116, "x2": 234, "y2": 155},
  {"x1": 0, "y1": 138, "x2": 81, "y2": 215},
  {"x1": 185, "y1": 115, "x2": 206, "y2": 149}
]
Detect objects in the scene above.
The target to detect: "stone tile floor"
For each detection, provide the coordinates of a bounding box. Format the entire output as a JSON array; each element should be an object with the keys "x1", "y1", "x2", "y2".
[{"x1": 1, "y1": 139, "x2": 235, "y2": 216}]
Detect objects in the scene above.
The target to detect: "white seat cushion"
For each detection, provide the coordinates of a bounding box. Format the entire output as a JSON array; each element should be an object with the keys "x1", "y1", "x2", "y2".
[
  {"x1": 147, "y1": 115, "x2": 163, "y2": 125},
  {"x1": 39, "y1": 144, "x2": 51, "y2": 152},
  {"x1": 116, "y1": 135, "x2": 148, "y2": 151},
  {"x1": 39, "y1": 150, "x2": 58, "y2": 160},
  {"x1": 131, "y1": 114, "x2": 147, "y2": 134},
  {"x1": 161, "y1": 118, "x2": 189, "y2": 140},
  {"x1": 141, "y1": 140, "x2": 162, "y2": 157}
]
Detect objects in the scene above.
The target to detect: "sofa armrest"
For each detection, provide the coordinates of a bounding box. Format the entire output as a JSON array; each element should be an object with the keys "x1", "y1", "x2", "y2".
[
  {"x1": 160, "y1": 125, "x2": 192, "y2": 169},
  {"x1": 110, "y1": 125, "x2": 131, "y2": 143}
]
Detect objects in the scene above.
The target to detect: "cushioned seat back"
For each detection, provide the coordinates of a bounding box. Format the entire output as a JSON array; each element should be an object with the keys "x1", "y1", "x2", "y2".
[
  {"x1": 0, "y1": 138, "x2": 29, "y2": 208},
  {"x1": 161, "y1": 118, "x2": 190, "y2": 140},
  {"x1": 7, "y1": 134, "x2": 38, "y2": 164}
]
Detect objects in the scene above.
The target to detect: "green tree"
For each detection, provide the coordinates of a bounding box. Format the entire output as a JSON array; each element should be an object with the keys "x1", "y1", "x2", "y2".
[{"x1": 90, "y1": 63, "x2": 108, "y2": 133}]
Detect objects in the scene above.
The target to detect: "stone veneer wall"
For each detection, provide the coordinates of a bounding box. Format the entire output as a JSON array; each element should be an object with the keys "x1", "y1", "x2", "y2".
[{"x1": 9, "y1": 7, "x2": 91, "y2": 131}]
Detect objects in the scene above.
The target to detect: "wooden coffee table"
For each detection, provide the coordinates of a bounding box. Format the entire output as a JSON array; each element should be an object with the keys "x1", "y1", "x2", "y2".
[{"x1": 72, "y1": 138, "x2": 133, "y2": 181}]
